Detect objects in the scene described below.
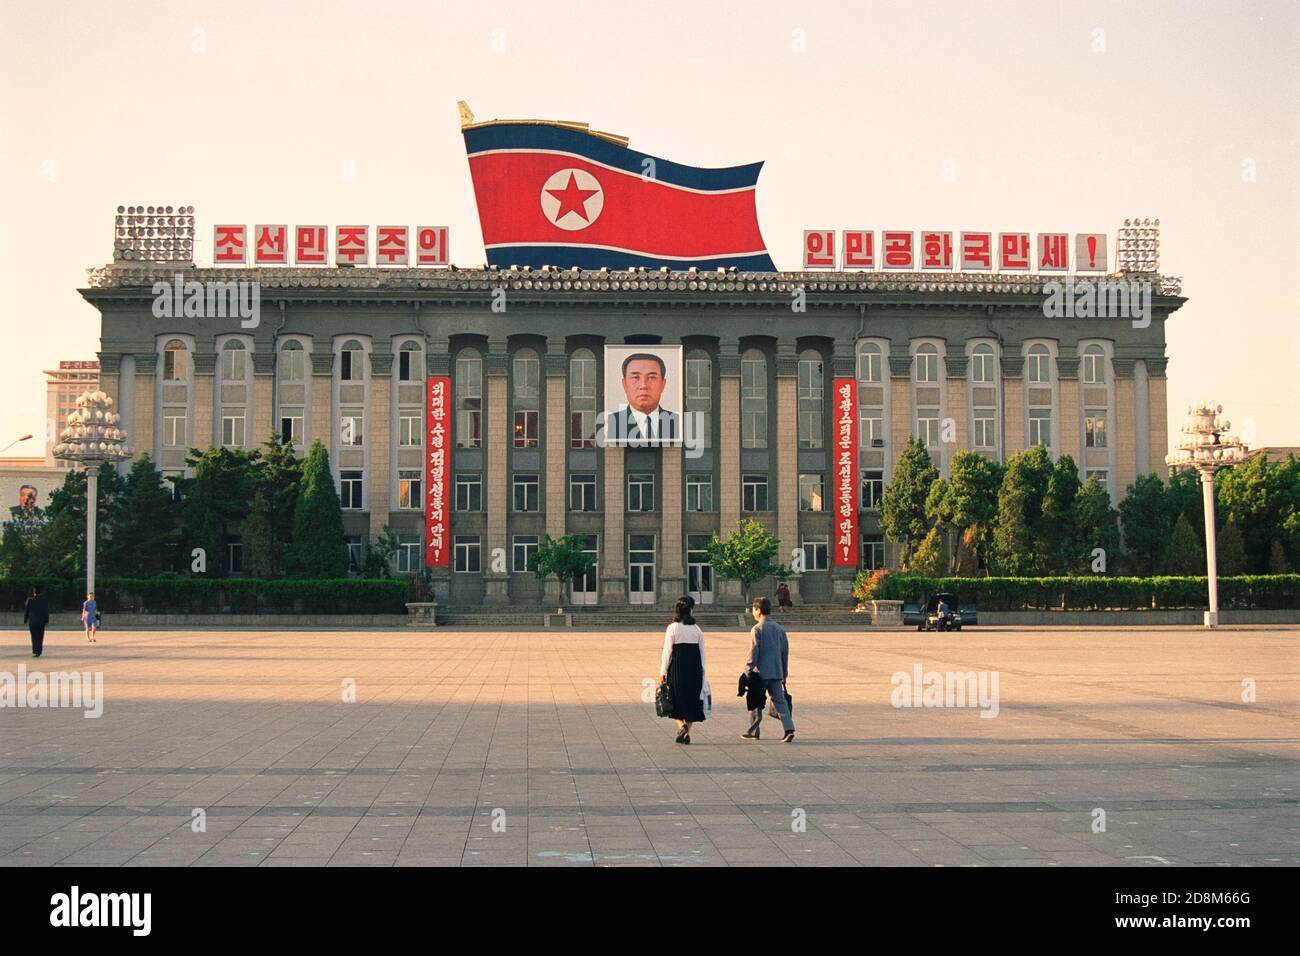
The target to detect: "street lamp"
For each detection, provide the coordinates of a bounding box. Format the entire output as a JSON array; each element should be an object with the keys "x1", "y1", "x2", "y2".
[
  {"x1": 51, "y1": 390, "x2": 132, "y2": 598},
  {"x1": 0, "y1": 434, "x2": 34, "y2": 455},
  {"x1": 1165, "y1": 402, "x2": 1248, "y2": 627}
]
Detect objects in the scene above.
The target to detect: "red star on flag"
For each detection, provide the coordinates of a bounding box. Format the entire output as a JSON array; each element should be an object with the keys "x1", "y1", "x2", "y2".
[{"x1": 545, "y1": 172, "x2": 600, "y2": 223}]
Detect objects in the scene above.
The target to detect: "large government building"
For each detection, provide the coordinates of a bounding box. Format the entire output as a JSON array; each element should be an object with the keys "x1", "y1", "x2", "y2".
[{"x1": 79, "y1": 258, "x2": 1184, "y2": 609}]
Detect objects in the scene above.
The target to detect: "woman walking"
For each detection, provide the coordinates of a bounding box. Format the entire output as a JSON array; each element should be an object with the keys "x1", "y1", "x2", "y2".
[
  {"x1": 81, "y1": 591, "x2": 98, "y2": 643},
  {"x1": 659, "y1": 596, "x2": 708, "y2": 744}
]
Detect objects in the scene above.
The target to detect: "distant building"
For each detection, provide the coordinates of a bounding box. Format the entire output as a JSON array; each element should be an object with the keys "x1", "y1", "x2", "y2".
[{"x1": 45, "y1": 361, "x2": 100, "y2": 468}]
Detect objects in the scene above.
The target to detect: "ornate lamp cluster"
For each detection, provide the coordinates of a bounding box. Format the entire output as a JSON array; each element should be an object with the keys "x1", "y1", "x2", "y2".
[
  {"x1": 1117, "y1": 217, "x2": 1160, "y2": 273},
  {"x1": 52, "y1": 390, "x2": 133, "y2": 465},
  {"x1": 113, "y1": 204, "x2": 195, "y2": 262},
  {"x1": 1166, "y1": 402, "x2": 1247, "y2": 473}
]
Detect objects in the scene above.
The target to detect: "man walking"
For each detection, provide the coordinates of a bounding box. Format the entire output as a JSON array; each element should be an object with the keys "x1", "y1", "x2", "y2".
[
  {"x1": 741, "y1": 596, "x2": 795, "y2": 742},
  {"x1": 24, "y1": 584, "x2": 50, "y2": 658}
]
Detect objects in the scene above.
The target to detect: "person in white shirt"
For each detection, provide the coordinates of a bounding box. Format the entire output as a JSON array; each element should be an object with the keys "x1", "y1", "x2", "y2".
[
  {"x1": 614, "y1": 353, "x2": 680, "y2": 446},
  {"x1": 658, "y1": 595, "x2": 708, "y2": 744}
]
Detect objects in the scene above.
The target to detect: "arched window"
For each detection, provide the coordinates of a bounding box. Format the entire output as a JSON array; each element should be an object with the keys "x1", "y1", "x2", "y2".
[
  {"x1": 512, "y1": 348, "x2": 539, "y2": 448},
  {"x1": 740, "y1": 349, "x2": 767, "y2": 449},
  {"x1": 684, "y1": 349, "x2": 712, "y2": 449},
  {"x1": 971, "y1": 344, "x2": 995, "y2": 384},
  {"x1": 162, "y1": 339, "x2": 188, "y2": 382},
  {"x1": 569, "y1": 348, "x2": 596, "y2": 448},
  {"x1": 279, "y1": 340, "x2": 305, "y2": 382},
  {"x1": 1027, "y1": 344, "x2": 1052, "y2": 384},
  {"x1": 797, "y1": 348, "x2": 824, "y2": 449},
  {"x1": 221, "y1": 340, "x2": 247, "y2": 382},
  {"x1": 914, "y1": 344, "x2": 939, "y2": 384},
  {"x1": 856, "y1": 342, "x2": 882, "y2": 384},
  {"x1": 398, "y1": 341, "x2": 424, "y2": 382},
  {"x1": 339, "y1": 339, "x2": 365, "y2": 382},
  {"x1": 1082, "y1": 344, "x2": 1106, "y2": 384},
  {"x1": 455, "y1": 349, "x2": 483, "y2": 448}
]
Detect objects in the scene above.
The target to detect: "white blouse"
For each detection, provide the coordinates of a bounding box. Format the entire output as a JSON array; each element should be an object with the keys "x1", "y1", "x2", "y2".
[{"x1": 660, "y1": 621, "x2": 706, "y2": 677}]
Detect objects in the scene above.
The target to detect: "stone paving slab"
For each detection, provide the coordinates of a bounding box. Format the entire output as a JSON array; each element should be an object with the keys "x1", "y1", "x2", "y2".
[{"x1": 0, "y1": 626, "x2": 1296, "y2": 867}]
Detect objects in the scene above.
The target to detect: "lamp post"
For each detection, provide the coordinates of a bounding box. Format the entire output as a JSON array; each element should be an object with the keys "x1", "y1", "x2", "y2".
[
  {"x1": 1165, "y1": 402, "x2": 1247, "y2": 628},
  {"x1": 51, "y1": 391, "x2": 132, "y2": 598},
  {"x1": 0, "y1": 434, "x2": 34, "y2": 455}
]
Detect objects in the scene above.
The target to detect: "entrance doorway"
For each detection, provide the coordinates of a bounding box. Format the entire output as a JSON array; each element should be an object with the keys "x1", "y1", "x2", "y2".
[
  {"x1": 628, "y1": 534, "x2": 656, "y2": 605},
  {"x1": 687, "y1": 534, "x2": 714, "y2": 604},
  {"x1": 571, "y1": 534, "x2": 598, "y2": 605}
]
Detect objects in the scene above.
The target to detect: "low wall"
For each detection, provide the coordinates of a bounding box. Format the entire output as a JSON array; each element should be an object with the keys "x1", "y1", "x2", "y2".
[{"x1": 979, "y1": 609, "x2": 1300, "y2": 626}]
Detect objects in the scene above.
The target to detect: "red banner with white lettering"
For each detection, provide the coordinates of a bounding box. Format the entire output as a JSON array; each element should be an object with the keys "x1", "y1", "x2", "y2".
[
  {"x1": 425, "y1": 378, "x2": 450, "y2": 567},
  {"x1": 833, "y1": 378, "x2": 858, "y2": 567}
]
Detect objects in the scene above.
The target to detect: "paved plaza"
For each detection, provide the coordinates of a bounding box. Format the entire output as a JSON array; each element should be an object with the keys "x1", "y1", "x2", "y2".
[{"x1": 0, "y1": 624, "x2": 1296, "y2": 867}]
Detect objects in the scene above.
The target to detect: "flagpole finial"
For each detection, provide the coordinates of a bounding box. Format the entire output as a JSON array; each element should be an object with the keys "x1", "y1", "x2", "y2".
[{"x1": 458, "y1": 101, "x2": 475, "y2": 129}]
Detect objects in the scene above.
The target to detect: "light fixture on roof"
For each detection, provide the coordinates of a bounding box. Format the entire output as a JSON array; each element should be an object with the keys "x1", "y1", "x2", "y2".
[{"x1": 113, "y1": 203, "x2": 194, "y2": 263}]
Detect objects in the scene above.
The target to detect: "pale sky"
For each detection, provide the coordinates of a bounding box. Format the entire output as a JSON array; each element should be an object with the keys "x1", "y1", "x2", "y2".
[{"x1": 2, "y1": 0, "x2": 1297, "y2": 455}]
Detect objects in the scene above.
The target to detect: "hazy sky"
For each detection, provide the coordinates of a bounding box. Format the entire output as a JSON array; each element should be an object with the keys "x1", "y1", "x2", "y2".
[{"x1": 2, "y1": 0, "x2": 1297, "y2": 455}]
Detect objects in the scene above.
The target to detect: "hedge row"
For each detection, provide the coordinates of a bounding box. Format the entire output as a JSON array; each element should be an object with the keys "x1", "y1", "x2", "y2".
[
  {"x1": 0, "y1": 577, "x2": 411, "y2": 615},
  {"x1": 874, "y1": 574, "x2": 1300, "y2": 611}
]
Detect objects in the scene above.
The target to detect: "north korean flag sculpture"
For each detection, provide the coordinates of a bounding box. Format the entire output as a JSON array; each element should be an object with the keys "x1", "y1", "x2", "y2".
[{"x1": 460, "y1": 102, "x2": 776, "y2": 272}]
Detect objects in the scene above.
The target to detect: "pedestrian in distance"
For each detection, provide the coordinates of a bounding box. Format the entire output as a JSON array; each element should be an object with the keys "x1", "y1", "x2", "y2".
[
  {"x1": 741, "y1": 596, "x2": 795, "y2": 743},
  {"x1": 659, "y1": 595, "x2": 709, "y2": 744},
  {"x1": 24, "y1": 584, "x2": 50, "y2": 658},
  {"x1": 81, "y1": 591, "x2": 98, "y2": 643}
]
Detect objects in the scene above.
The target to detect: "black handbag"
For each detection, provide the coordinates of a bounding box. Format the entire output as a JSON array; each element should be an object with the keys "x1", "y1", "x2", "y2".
[
  {"x1": 655, "y1": 680, "x2": 674, "y2": 718},
  {"x1": 767, "y1": 683, "x2": 792, "y2": 718}
]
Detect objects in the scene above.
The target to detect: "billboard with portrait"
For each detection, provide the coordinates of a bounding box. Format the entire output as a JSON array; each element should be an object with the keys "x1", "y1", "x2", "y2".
[{"x1": 599, "y1": 345, "x2": 684, "y2": 448}]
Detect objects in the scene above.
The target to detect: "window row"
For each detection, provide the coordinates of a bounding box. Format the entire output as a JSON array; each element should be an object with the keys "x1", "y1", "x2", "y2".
[{"x1": 159, "y1": 339, "x2": 429, "y2": 383}]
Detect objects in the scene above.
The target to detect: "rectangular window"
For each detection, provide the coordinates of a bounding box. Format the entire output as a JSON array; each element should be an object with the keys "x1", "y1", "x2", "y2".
[
  {"x1": 1027, "y1": 352, "x2": 1051, "y2": 384},
  {"x1": 1085, "y1": 412, "x2": 1108, "y2": 448},
  {"x1": 398, "y1": 350, "x2": 412, "y2": 382},
  {"x1": 569, "y1": 473, "x2": 597, "y2": 512},
  {"x1": 802, "y1": 536, "x2": 829, "y2": 572},
  {"x1": 1082, "y1": 352, "x2": 1105, "y2": 384},
  {"x1": 164, "y1": 471, "x2": 183, "y2": 502},
  {"x1": 162, "y1": 349, "x2": 184, "y2": 381},
  {"x1": 1085, "y1": 469, "x2": 1109, "y2": 486},
  {"x1": 398, "y1": 470, "x2": 422, "y2": 509},
  {"x1": 396, "y1": 535, "x2": 421, "y2": 573},
  {"x1": 860, "y1": 413, "x2": 884, "y2": 448},
  {"x1": 686, "y1": 475, "x2": 713, "y2": 513},
  {"x1": 340, "y1": 470, "x2": 364, "y2": 509},
  {"x1": 455, "y1": 356, "x2": 483, "y2": 448},
  {"x1": 971, "y1": 350, "x2": 995, "y2": 383},
  {"x1": 973, "y1": 408, "x2": 996, "y2": 449},
  {"x1": 513, "y1": 474, "x2": 540, "y2": 512},
  {"x1": 858, "y1": 349, "x2": 881, "y2": 384},
  {"x1": 512, "y1": 535, "x2": 539, "y2": 574},
  {"x1": 861, "y1": 470, "x2": 883, "y2": 511},
  {"x1": 163, "y1": 411, "x2": 186, "y2": 447},
  {"x1": 280, "y1": 413, "x2": 303, "y2": 446},
  {"x1": 454, "y1": 535, "x2": 481, "y2": 573},
  {"x1": 916, "y1": 413, "x2": 940, "y2": 448},
  {"x1": 346, "y1": 536, "x2": 363, "y2": 574},
  {"x1": 916, "y1": 351, "x2": 939, "y2": 383},
  {"x1": 627, "y1": 472, "x2": 655, "y2": 512},
  {"x1": 685, "y1": 358, "x2": 711, "y2": 400},
  {"x1": 282, "y1": 350, "x2": 306, "y2": 381},
  {"x1": 340, "y1": 409, "x2": 364, "y2": 446},
  {"x1": 340, "y1": 349, "x2": 362, "y2": 381},
  {"x1": 742, "y1": 474, "x2": 769, "y2": 513},
  {"x1": 226, "y1": 539, "x2": 243, "y2": 574},
  {"x1": 399, "y1": 413, "x2": 422, "y2": 447},
  {"x1": 222, "y1": 348, "x2": 246, "y2": 382},
  {"x1": 513, "y1": 410, "x2": 539, "y2": 448},
  {"x1": 1029, "y1": 408, "x2": 1052, "y2": 449},
  {"x1": 861, "y1": 534, "x2": 886, "y2": 571},
  {"x1": 570, "y1": 410, "x2": 595, "y2": 449},
  {"x1": 741, "y1": 358, "x2": 767, "y2": 449},
  {"x1": 799, "y1": 473, "x2": 824, "y2": 512},
  {"x1": 455, "y1": 474, "x2": 482, "y2": 512},
  {"x1": 221, "y1": 413, "x2": 245, "y2": 448}
]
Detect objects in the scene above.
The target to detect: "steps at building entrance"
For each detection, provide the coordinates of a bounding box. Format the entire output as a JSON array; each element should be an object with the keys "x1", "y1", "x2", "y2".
[{"x1": 437, "y1": 604, "x2": 870, "y2": 629}]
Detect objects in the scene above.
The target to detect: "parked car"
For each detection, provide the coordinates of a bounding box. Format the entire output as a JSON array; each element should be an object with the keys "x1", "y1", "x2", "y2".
[{"x1": 902, "y1": 592, "x2": 979, "y2": 631}]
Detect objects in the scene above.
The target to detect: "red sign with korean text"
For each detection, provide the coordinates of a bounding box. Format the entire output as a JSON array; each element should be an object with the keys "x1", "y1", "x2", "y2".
[
  {"x1": 425, "y1": 377, "x2": 451, "y2": 568},
  {"x1": 803, "y1": 230, "x2": 835, "y2": 269},
  {"x1": 833, "y1": 378, "x2": 858, "y2": 568},
  {"x1": 416, "y1": 226, "x2": 449, "y2": 266},
  {"x1": 214, "y1": 225, "x2": 247, "y2": 263}
]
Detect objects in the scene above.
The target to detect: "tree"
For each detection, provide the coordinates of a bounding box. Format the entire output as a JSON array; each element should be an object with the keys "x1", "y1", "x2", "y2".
[
  {"x1": 991, "y1": 445, "x2": 1053, "y2": 575},
  {"x1": 1041, "y1": 455, "x2": 1082, "y2": 573},
  {"x1": 102, "y1": 454, "x2": 178, "y2": 577},
  {"x1": 907, "y1": 527, "x2": 947, "y2": 577},
  {"x1": 1216, "y1": 518, "x2": 1248, "y2": 576},
  {"x1": 252, "y1": 433, "x2": 303, "y2": 577},
  {"x1": 1216, "y1": 452, "x2": 1300, "y2": 571},
  {"x1": 706, "y1": 518, "x2": 788, "y2": 606},
  {"x1": 1268, "y1": 539, "x2": 1292, "y2": 574},
  {"x1": 532, "y1": 533, "x2": 597, "y2": 609},
  {"x1": 362, "y1": 525, "x2": 400, "y2": 578},
  {"x1": 1163, "y1": 514, "x2": 1205, "y2": 574},
  {"x1": 932, "y1": 451, "x2": 1003, "y2": 573},
  {"x1": 0, "y1": 507, "x2": 45, "y2": 577},
  {"x1": 880, "y1": 438, "x2": 939, "y2": 564},
  {"x1": 1074, "y1": 475, "x2": 1121, "y2": 574},
  {"x1": 1166, "y1": 467, "x2": 1204, "y2": 539},
  {"x1": 28, "y1": 464, "x2": 124, "y2": 579},
  {"x1": 240, "y1": 490, "x2": 275, "y2": 579},
  {"x1": 284, "y1": 440, "x2": 348, "y2": 579},
  {"x1": 1118, "y1": 473, "x2": 1173, "y2": 575},
  {"x1": 180, "y1": 446, "x2": 258, "y2": 576}
]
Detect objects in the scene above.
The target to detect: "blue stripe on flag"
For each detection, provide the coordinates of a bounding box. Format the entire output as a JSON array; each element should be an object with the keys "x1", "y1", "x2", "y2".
[
  {"x1": 484, "y1": 245, "x2": 777, "y2": 272},
  {"x1": 464, "y1": 124, "x2": 763, "y2": 192}
]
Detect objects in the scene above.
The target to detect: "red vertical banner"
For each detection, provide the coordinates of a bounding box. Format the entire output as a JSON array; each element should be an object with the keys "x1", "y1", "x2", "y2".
[
  {"x1": 425, "y1": 377, "x2": 451, "y2": 567},
  {"x1": 833, "y1": 378, "x2": 858, "y2": 567}
]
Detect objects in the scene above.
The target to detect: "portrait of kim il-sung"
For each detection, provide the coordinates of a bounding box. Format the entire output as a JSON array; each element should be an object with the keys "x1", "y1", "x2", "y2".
[{"x1": 598, "y1": 345, "x2": 684, "y2": 448}]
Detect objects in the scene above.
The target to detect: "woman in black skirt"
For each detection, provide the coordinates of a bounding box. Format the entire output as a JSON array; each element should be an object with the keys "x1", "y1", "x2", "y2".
[{"x1": 658, "y1": 596, "x2": 708, "y2": 744}]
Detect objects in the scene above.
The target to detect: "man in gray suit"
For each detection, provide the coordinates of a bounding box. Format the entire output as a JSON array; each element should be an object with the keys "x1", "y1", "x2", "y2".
[{"x1": 741, "y1": 596, "x2": 795, "y2": 742}]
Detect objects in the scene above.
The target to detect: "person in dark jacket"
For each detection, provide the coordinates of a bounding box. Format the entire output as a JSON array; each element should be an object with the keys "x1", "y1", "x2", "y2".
[
  {"x1": 24, "y1": 585, "x2": 50, "y2": 658},
  {"x1": 741, "y1": 596, "x2": 795, "y2": 742}
]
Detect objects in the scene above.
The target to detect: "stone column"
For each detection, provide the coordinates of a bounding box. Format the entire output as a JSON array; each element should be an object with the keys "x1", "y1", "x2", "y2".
[
  {"x1": 544, "y1": 341, "x2": 568, "y2": 605},
  {"x1": 132, "y1": 353, "x2": 157, "y2": 461},
  {"x1": 310, "y1": 350, "x2": 334, "y2": 455},
  {"x1": 1001, "y1": 353, "x2": 1026, "y2": 458},
  {"x1": 483, "y1": 341, "x2": 510, "y2": 604},
  {"x1": 252, "y1": 350, "x2": 274, "y2": 449},
  {"x1": 368, "y1": 349, "x2": 393, "y2": 541},
  {"x1": 944, "y1": 352, "x2": 969, "y2": 464},
  {"x1": 1113, "y1": 358, "x2": 1138, "y2": 495},
  {"x1": 659, "y1": 444, "x2": 685, "y2": 606},
  {"x1": 600, "y1": 444, "x2": 626, "y2": 603},
  {"x1": 191, "y1": 352, "x2": 216, "y2": 450},
  {"x1": 1057, "y1": 352, "x2": 1081, "y2": 465},
  {"x1": 775, "y1": 343, "x2": 800, "y2": 600},
  {"x1": 716, "y1": 343, "x2": 741, "y2": 601},
  {"x1": 1146, "y1": 357, "x2": 1169, "y2": 475}
]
